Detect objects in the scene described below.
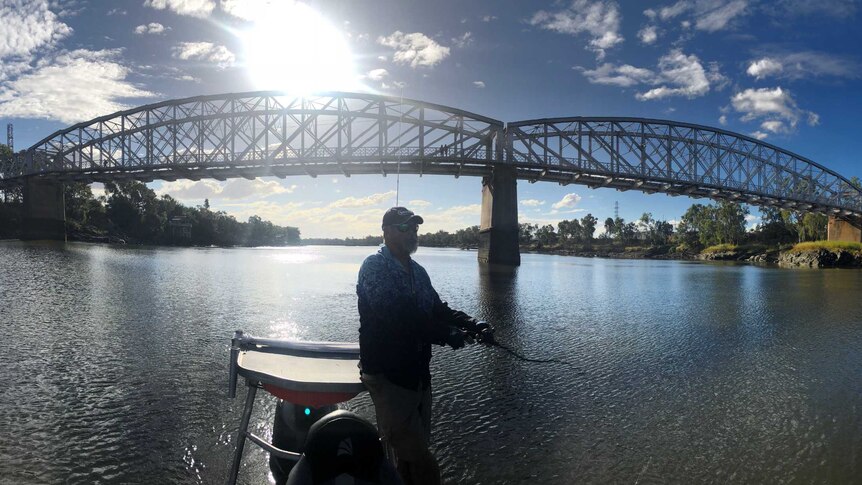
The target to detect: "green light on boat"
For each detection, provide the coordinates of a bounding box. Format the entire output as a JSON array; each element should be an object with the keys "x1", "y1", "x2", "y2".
[{"x1": 304, "y1": 407, "x2": 311, "y2": 416}]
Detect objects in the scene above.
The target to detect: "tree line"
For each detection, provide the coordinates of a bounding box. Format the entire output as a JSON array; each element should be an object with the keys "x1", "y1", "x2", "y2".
[{"x1": 0, "y1": 177, "x2": 300, "y2": 246}]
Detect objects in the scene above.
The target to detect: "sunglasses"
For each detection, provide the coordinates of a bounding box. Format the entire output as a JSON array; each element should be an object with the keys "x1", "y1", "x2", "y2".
[{"x1": 390, "y1": 223, "x2": 418, "y2": 233}]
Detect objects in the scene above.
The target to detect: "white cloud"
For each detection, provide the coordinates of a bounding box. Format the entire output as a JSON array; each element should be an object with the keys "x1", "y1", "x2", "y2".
[
  {"x1": 659, "y1": 1, "x2": 690, "y2": 20},
  {"x1": 552, "y1": 193, "x2": 582, "y2": 210},
  {"x1": 144, "y1": 0, "x2": 215, "y2": 18},
  {"x1": 731, "y1": 87, "x2": 819, "y2": 131},
  {"x1": 719, "y1": 114, "x2": 727, "y2": 125},
  {"x1": 408, "y1": 199, "x2": 432, "y2": 208},
  {"x1": 580, "y1": 63, "x2": 656, "y2": 87},
  {"x1": 652, "y1": 0, "x2": 750, "y2": 32},
  {"x1": 482, "y1": 15, "x2": 497, "y2": 22},
  {"x1": 695, "y1": 0, "x2": 748, "y2": 31},
  {"x1": 157, "y1": 179, "x2": 296, "y2": 201},
  {"x1": 472, "y1": 81, "x2": 486, "y2": 88},
  {"x1": 520, "y1": 199, "x2": 545, "y2": 207},
  {"x1": 775, "y1": 0, "x2": 857, "y2": 18},
  {"x1": 760, "y1": 120, "x2": 786, "y2": 133},
  {"x1": 747, "y1": 52, "x2": 860, "y2": 81},
  {"x1": 134, "y1": 22, "x2": 167, "y2": 35},
  {"x1": 378, "y1": 31, "x2": 450, "y2": 68},
  {"x1": 747, "y1": 58, "x2": 783, "y2": 80},
  {"x1": 172, "y1": 42, "x2": 235, "y2": 68},
  {"x1": 638, "y1": 25, "x2": 658, "y2": 44},
  {"x1": 0, "y1": 0, "x2": 72, "y2": 60},
  {"x1": 328, "y1": 191, "x2": 395, "y2": 209},
  {"x1": 366, "y1": 68, "x2": 389, "y2": 81},
  {"x1": 751, "y1": 131, "x2": 768, "y2": 140},
  {"x1": 0, "y1": 49, "x2": 157, "y2": 124},
  {"x1": 528, "y1": 0, "x2": 623, "y2": 59},
  {"x1": 580, "y1": 49, "x2": 725, "y2": 101},
  {"x1": 636, "y1": 49, "x2": 713, "y2": 100},
  {"x1": 452, "y1": 32, "x2": 473, "y2": 48}
]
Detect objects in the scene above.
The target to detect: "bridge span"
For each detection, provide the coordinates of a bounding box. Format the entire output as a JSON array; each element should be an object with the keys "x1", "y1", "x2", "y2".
[{"x1": 2, "y1": 91, "x2": 861, "y2": 264}]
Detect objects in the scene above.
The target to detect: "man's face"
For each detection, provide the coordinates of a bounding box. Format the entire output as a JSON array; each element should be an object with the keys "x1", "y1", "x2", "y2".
[{"x1": 385, "y1": 222, "x2": 419, "y2": 255}]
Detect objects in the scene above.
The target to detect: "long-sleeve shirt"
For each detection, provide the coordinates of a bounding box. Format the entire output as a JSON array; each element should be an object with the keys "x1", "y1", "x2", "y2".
[{"x1": 357, "y1": 245, "x2": 479, "y2": 390}]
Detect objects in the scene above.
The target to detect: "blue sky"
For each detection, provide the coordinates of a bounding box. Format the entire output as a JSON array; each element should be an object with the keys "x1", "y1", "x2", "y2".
[{"x1": 1, "y1": 0, "x2": 861, "y2": 237}]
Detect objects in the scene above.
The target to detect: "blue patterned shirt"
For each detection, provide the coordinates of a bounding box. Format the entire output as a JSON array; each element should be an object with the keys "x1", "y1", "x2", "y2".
[{"x1": 357, "y1": 245, "x2": 477, "y2": 389}]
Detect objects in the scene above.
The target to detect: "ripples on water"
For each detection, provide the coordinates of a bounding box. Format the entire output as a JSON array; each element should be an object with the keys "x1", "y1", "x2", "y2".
[{"x1": 1, "y1": 241, "x2": 860, "y2": 484}]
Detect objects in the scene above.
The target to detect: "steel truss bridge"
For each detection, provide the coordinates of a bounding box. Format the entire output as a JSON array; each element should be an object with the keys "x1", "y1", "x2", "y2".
[{"x1": 2, "y1": 91, "x2": 861, "y2": 223}]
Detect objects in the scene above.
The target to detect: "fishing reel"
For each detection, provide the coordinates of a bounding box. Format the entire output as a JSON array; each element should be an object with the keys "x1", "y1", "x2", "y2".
[{"x1": 468, "y1": 320, "x2": 496, "y2": 346}]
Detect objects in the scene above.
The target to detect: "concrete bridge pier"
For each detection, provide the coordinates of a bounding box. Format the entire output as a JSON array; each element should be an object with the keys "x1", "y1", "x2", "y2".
[
  {"x1": 22, "y1": 178, "x2": 66, "y2": 241},
  {"x1": 827, "y1": 216, "x2": 862, "y2": 242},
  {"x1": 478, "y1": 166, "x2": 520, "y2": 266}
]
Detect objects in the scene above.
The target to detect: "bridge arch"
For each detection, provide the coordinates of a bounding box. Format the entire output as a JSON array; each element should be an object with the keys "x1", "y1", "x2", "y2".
[
  {"x1": 7, "y1": 91, "x2": 503, "y2": 184},
  {"x1": 505, "y1": 117, "x2": 862, "y2": 221}
]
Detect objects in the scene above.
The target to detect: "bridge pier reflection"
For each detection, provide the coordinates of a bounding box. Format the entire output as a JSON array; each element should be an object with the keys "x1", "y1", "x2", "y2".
[
  {"x1": 22, "y1": 178, "x2": 65, "y2": 241},
  {"x1": 479, "y1": 166, "x2": 520, "y2": 266}
]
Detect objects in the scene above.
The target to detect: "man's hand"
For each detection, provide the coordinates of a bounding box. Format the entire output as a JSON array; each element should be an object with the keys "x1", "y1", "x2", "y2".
[
  {"x1": 474, "y1": 321, "x2": 495, "y2": 346},
  {"x1": 446, "y1": 327, "x2": 468, "y2": 350}
]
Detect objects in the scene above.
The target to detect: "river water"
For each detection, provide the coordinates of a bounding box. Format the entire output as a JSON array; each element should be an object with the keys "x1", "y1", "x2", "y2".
[{"x1": 0, "y1": 241, "x2": 860, "y2": 484}]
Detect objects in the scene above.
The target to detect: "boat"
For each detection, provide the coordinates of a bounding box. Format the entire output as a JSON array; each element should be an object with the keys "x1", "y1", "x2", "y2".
[{"x1": 226, "y1": 330, "x2": 402, "y2": 484}]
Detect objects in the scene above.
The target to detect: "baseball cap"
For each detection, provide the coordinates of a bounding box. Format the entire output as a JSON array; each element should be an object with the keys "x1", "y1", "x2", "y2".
[{"x1": 382, "y1": 207, "x2": 424, "y2": 228}]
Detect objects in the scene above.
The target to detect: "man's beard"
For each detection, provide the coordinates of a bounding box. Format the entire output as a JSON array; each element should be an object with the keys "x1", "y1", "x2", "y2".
[{"x1": 405, "y1": 238, "x2": 418, "y2": 255}]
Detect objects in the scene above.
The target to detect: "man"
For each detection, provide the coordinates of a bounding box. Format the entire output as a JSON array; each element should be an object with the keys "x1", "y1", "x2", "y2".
[{"x1": 357, "y1": 207, "x2": 493, "y2": 485}]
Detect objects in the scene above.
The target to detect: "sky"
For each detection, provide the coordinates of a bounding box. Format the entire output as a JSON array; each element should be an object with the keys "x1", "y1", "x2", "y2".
[{"x1": 1, "y1": 0, "x2": 861, "y2": 238}]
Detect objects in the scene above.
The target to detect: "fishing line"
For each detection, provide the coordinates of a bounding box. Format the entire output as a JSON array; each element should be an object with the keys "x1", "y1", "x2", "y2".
[
  {"x1": 490, "y1": 340, "x2": 581, "y2": 369},
  {"x1": 470, "y1": 333, "x2": 582, "y2": 370},
  {"x1": 395, "y1": 85, "x2": 404, "y2": 206}
]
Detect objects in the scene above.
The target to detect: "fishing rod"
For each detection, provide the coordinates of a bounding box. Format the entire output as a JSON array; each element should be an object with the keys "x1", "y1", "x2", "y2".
[{"x1": 465, "y1": 327, "x2": 583, "y2": 370}]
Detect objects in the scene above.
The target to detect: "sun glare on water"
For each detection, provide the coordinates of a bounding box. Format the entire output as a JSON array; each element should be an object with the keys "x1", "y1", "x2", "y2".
[{"x1": 238, "y1": 2, "x2": 358, "y2": 94}]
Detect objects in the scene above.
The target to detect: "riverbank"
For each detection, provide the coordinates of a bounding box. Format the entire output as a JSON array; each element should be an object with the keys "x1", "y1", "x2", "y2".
[
  {"x1": 523, "y1": 243, "x2": 697, "y2": 261},
  {"x1": 524, "y1": 241, "x2": 862, "y2": 268},
  {"x1": 696, "y1": 241, "x2": 862, "y2": 268}
]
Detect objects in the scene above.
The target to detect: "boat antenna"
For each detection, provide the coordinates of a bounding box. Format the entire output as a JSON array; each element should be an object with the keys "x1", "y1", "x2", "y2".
[{"x1": 396, "y1": 84, "x2": 403, "y2": 206}]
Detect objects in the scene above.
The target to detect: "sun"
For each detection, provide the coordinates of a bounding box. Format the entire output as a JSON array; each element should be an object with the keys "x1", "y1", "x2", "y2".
[{"x1": 238, "y1": 2, "x2": 358, "y2": 94}]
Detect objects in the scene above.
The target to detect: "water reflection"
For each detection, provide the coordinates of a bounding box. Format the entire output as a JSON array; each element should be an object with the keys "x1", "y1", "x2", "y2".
[{"x1": 2, "y1": 242, "x2": 862, "y2": 484}]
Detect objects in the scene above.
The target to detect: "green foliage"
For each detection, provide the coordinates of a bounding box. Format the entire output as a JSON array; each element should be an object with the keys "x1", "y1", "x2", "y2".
[
  {"x1": 702, "y1": 243, "x2": 738, "y2": 253},
  {"x1": 638, "y1": 212, "x2": 674, "y2": 246},
  {"x1": 679, "y1": 201, "x2": 748, "y2": 247},
  {"x1": 519, "y1": 223, "x2": 537, "y2": 244},
  {"x1": 25, "y1": 180, "x2": 302, "y2": 246},
  {"x1": 535, "y1": 224, "x2": 558, "y2": 246},
  {"x1": 790, "y1": 241, "x2": 862, "y2": 253}
]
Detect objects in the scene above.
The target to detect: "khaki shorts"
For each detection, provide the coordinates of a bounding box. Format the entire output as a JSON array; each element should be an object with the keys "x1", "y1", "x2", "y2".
[{"x1": 360, "y1": 373, "x2": 433, "y2": 463}]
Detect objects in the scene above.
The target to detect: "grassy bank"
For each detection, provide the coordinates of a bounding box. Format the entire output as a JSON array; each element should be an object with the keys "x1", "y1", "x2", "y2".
[{"x1": 789, "y1": 241, "x2": 862, "y2": 253}]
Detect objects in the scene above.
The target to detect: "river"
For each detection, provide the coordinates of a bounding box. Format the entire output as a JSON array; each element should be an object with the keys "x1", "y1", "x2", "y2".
[{"x1": 0, "y1": 241, "x2": 860, "y2": 484}]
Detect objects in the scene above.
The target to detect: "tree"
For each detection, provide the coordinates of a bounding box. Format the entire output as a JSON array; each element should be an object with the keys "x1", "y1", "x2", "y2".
[
  {"x1": 455, "y1": 225, "x2": 480, "y2": 247},
  {"x1": 715, "y1": 201, "x2": 748, "y2": 245},
  {"x1": 603, "y1": 217, "x2": 615, "y2": 239},
  {"x1": 535, "y1": 224, "x2": 558, "y2": 246},
  {"x1": 800, "y1": 212, "x2": 827, "y2": 241},
  {"x1": 679, "y1": 201, "x2": 748, "y2": 247},
  {"x1": 519, "y1": 223, "x2": 537, "y2": 244},
  {"x1": 580, "y1": 213, "x2": 598, "y2": 244}
]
